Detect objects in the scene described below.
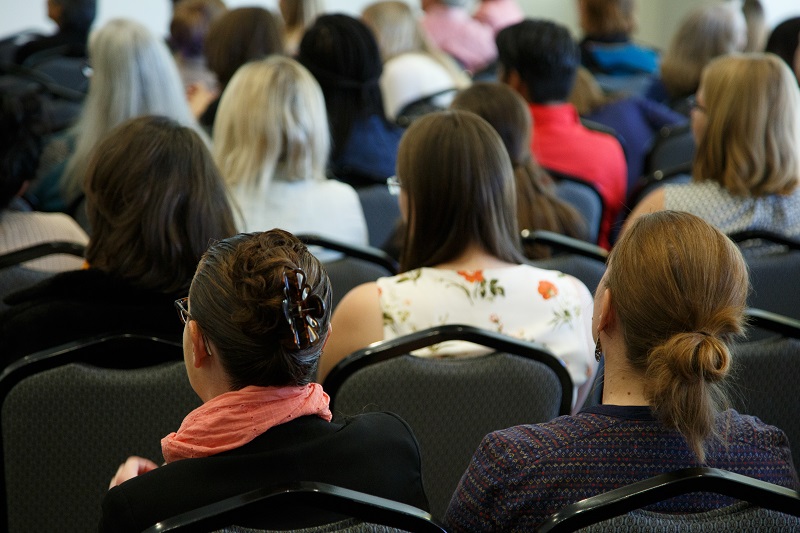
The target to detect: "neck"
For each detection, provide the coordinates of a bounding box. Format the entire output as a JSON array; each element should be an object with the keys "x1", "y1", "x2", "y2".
[
  {"x1": 600, "y1": 334, "x2": 649, "y2": 406},
  {"x1": 433, "y1": 243, "x2": 518, "y2": 271}
]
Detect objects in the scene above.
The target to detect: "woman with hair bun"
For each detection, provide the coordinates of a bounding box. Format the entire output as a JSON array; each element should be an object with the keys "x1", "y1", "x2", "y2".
[
  {"x1": 447, "y1": 211, "x2": 799, "y2": 532},
  {"x1": 100, "y1": 229, "x2": 428, "y2": 532}
]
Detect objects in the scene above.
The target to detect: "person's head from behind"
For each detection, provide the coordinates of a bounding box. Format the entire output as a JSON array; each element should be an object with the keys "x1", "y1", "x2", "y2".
[
  {"x1": 62, "y1": 18, "x2": 193, "y2": 199},
  {"x1": 496, "y1": 19, "x2": 579, "y2": 104},
  {"x1": 297, "y1": 14, "x2": 385, "y2": 154},
  {"x1": 692, "y1": 53, "x2": 800, "y2": 197},
  {"x1": 0, "y1": 94, "x2": 42, "y2": 212},
  {"x1": 205, "y1": 7, "x2": 284, "y2": 88},
  {"x1": 48, "y1": 0, "x2": 96, "y2": 32},
  {"x1": 84, "y1": 116, "x2": 236, "y2": 294},
  {"x1": 578, "y1": 0, "x2": 636, "y2": 38},
  {"x1": 660, "y1": 2, "x2": 747, "y2": 99},
  {"x1": 765, "y1": 17, "x2": 800, "y2": 84},
  {"x1": 187, "y1": 229, "x2": 332, "y2": 392},
  {"x1": 214, "y1": 56, "x2": 329, "y2": 189},
  {"x1": 396, "y1": 110, "x2": 524, "y2": 271},
  {"x1": 362, "y1": 1, "x2": 427, "y2": 61},
  {"x1": 169, "y1": 0, "x2": 227, "y2": 59},
  {"x1": 601, "y1": 211, "x2": 748, "y2": 462}
]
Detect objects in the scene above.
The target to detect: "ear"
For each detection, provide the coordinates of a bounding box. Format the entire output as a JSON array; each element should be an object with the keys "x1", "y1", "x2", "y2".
[
  {"x1": 597, "y1": 286, "x2": 615, "y2": 334},
  {"x1": 188, "y1": 321, "x2": 211, "y2": 369},
  {"x1": 504, "y1": 69, "x2": 531, "y2": 103}
]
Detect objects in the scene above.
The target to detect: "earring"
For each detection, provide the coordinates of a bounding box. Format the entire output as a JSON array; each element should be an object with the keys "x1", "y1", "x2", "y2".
[{"x1": 594, "y1": 337, "x2": 603, "y2": 362}]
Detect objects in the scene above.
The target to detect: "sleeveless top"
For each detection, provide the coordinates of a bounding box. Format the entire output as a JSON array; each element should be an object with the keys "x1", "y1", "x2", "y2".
[{"x1": 376, "y1": 264, "x2": 594, "y2": 390}]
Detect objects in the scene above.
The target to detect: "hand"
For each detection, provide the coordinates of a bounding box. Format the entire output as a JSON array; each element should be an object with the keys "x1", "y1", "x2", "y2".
[{"x1": 108, "y1": 456, "x2": 159, "y2": 489}]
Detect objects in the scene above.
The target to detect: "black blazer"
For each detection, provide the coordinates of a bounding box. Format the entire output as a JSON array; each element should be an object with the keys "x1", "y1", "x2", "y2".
[{"x1": 99, "y1": 413, "x2": 429, "y2": 532}]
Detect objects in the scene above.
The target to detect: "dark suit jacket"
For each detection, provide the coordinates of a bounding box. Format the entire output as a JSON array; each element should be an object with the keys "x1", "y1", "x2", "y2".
[{"x1": 98, "y1": 413, "x2": 429, "y2": 532}]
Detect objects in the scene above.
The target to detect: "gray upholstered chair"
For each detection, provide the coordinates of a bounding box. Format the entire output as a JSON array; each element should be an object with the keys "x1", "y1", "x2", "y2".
[
  {"x1": 0, "y1": 334, "x2": 200, "y2": 533},
  {"x1": 356, "y1": 184, "x2": 401, "y2": 250},
  {"x1": 537, "y1": 467, "x2": 800, "y2": 532},
  {"x1": 143, "y1": 481, "x2": 446, "y2": 533},
  {"x1": 554, "y1": 177, "x2": 604, "y2": 245},
  {"x1": 323, "y1": 325, "x2": 572, "y2": 521},
  {"x1": 527, "y1": 232, "x2": 607, "y2": 294}
]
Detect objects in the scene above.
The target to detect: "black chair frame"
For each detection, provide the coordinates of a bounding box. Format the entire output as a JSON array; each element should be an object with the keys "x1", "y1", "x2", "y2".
[
  {"x1": 744, "y1": 308, "x2": 800, "y2": 340},
  {"x1": 144, "y1": 481, "x2": 447, "y2": 533},
  {"x1": 0, "y1": 240, "x2": 85, "y2": 270},
  {"x1": 729, "y1": 230, "x2": 800, "y2": 251},
  {"x1": 537, "y1": 467, "x2": 800, "y2": 533},
  {"x1": 324, "y1": 324, "x2": 573, "y2": 416},
  {"x1": 297, "y1": 234, "x2": 399, "y2": 274},
  {"x1": 521, "y1": 230, "x2": 608, "y2": 263}
]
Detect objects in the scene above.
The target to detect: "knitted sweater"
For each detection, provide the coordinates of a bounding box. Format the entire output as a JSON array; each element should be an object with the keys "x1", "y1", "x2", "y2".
[{"x1": 445, "y1": 405, "x2": 799, "y2": 532}]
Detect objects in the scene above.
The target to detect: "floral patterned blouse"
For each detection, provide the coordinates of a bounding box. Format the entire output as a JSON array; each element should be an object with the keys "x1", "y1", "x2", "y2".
[{"x1": 376, "y1": 265, "x2": 595, "y2": 391}]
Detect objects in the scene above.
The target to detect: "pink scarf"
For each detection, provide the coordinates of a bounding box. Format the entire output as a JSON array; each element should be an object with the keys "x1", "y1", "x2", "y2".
[{"x1": 161, "y1": 383, "x2": 332, "y2": 463}]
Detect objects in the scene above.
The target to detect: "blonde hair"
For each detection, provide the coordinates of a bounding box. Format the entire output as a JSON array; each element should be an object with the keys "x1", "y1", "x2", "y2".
[
  {"x1": 660, "y1": 3, "x2": 746, "y2": 99},
  {"x1": 361, "y1": 1, "x2": 469, "y2": 85},
  {"x1": 60, "y1": 19, "x2": 199, "y2": 201},
  {"x1": 607, "y1": 211, "x2": 748, "y2": 462},
  {"x1": 214, "y1": 56, "x2": 329, "y2": 191},
  {"x1": 579, "y1": 0, "x2": 636, "y2": 37},
  {"x1": 693, "y1": 53, "x2": 800, "y2": 197}
]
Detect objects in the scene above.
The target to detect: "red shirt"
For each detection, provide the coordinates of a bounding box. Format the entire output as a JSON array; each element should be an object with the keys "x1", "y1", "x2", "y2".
[{"x1": 529, "y1": 103, "x2": 627, "y2": 249}]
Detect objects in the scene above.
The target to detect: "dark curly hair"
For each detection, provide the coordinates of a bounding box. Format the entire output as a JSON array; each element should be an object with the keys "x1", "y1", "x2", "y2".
[{"x1": 189, "y1": 230, "x2": 333, "y2": 389}]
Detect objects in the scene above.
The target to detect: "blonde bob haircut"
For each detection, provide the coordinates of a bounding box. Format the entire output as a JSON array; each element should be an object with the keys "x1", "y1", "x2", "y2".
[
  {"x1": 660, "y1": 3, "x2": 746, "y2": 99},
  {"x1": 578, "y1": 0, "x2": 636, "y2": 37},
  {"x1": 61, "y1": 18, "x2": 199, "y2": 201},
  {"x1": 397, "y1": 110, "x2": 526, "y2": 272},
  {"x1": 607, "y1": 210, "x2": 748, "y2": 462},
  {"x1": 214, "y1": 56, "x2": 330, "y2": 190},
  {"x1": 693, "y1": 53, "x2": 800, "y2": 197}
]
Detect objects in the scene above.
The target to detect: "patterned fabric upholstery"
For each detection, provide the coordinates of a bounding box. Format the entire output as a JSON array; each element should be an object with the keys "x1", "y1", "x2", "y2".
[
  {"x1": 221, "y1": 519, "x2": 412, "y2": 532},
  {"x1": 730, "y1": 337, "x2": 800, "y2": 475},
  {"x1": 746, "y1": 251, "x2": 800, "y2": 324},
  {"x1": 2, "y1": 361, "x2": 201, "y2": 532},
  {"x1": 555, "y1": 179, "x2": 603, "y2": 245},
  {"x1": 331, "y1": 352, "x2": 565, "y2": 520},
  {"x1": 582, "y1": 501, "x2": 800, "y2": 532}
]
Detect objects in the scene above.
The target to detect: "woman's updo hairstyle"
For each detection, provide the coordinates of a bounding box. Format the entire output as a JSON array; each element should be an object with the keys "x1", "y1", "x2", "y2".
[
  {"x1": 606, "y1": 211, "x2": 748, "y2": 462},
  {"x1": 189, "y1": 230, "x2": 332, "y2": 390}
]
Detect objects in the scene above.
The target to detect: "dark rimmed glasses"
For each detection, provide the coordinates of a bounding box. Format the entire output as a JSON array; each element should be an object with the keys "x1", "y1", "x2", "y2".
[{"x1": 174, "y1": 297, "x2": 192, "y2": 325}]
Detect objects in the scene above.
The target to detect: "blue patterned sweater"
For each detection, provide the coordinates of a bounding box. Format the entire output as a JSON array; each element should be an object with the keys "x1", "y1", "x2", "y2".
[{"x1": 445, "y1": 405, "x2": 799, "y2": 532}]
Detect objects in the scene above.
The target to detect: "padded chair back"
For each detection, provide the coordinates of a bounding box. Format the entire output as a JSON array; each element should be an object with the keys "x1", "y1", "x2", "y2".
[
  {"x1": 627, "y1": 163, "x2": 691, "y2": 211},
  {"x1": 530, "y1": 253, "x2": 606, "y2": 295},
  {"x1": 644, "y1": 123, "x2": 695, "y2": 175},
  {"x1": 144, "y1": 481, "x2": 446, "y2": 533},
  {"x1": 355, "y1": 184, "x2": 401, "y2": 249},
  {"x1": 323, "y1": 257, "x2": 393, "y2": 310},
  {"x1": 538, "y1": 467, "x2": 800, "y2": 532},
  {"x1": 0, "y1": 335, "x2": 201, "y2": 533},
  {"x1": 324, "y1": 325, "x2": 572, "y2": 521},
  {"x1": 0, "y1": 241, "x2": 85, "y2": 270},
  {"x1": 554, "y1": 179, "x2": 602, "y2": 244},
  {"x1": 730, "y1": 309, "x2": 800, "y2": 475}
]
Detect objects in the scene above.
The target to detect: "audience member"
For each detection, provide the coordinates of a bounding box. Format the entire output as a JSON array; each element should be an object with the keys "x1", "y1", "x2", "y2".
[
  {"x1": 213, "y1": 56, "x2": 367, "y2": 260},
  {"x1": 362, "y1": 0, "x2": 470, "y2": 123},
  {"x1": 30, "y1": 18, "x2": 202, "y2": 215},
  {"x1": 0, "y1": 116, "x2": 236, "y2": 363},
  {"x1": 628, "y1": 54, "x2": 800, "y2": 245},
  {"x1": 472, "y1": 0, "x2": 524, "y2": 36},
  {"x1": 496, "y1": 19, "x2": 627, "y2": 248},
  {"x1": 766, "y1": 16, "x2": 800, "y2": 84},
  {"x1": 577, "y1": 0, "x2": 658, "y2": 76},
  {"x1": 14, "y1": 0, "x2": 96, "y2": 65},
  {"x1": 279, "y1": 0, "x2": 324, "y2": 56},
  {"x1": 200, "y1": 7, "x2": 284, "y2": 130},
  {"x1": 645, "y1": 2, "x2": 746, "y2": 112},
  {"x1": 298, "y1": 14, "x2": 404, "y2": 188},
  {"x1": 99, "y1": 229, "x2": 428, "y2": 532},
  {"x1": 446, "y1": 210, "x2": 800, "y2": 531},
  {"x1": 319, "y1": 111, "x2": 596, "y2": 409},
  {"x1": 450, "y1": 82, "x2": 587, "y2": 257},
  {"x1": 742, "y1": 0, "x2": 767, "y2": 52},
  {"x1": 420, "y1": 0, "x2": 497, "y2": 74},
  {"x1": 0, "y1": 93, "x2": 88, "y2": 311},
  {"x1": 570, "y1": 66, "x2": 687, "y2": 194},
  {"x1": 168, "y1": 0, "x2": 226, "y2": 92}
]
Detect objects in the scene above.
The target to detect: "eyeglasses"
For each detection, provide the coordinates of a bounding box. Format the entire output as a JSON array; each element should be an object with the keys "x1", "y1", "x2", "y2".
[
  {"x1": 387, "y1": 175, "x2": 401, "y2": 196},
  {"x1": 174, "y1": 297, "x2": 192, "y2": 325},
  {"x1": 688, "y1": 94, "x2": 706, "y2": 113}
]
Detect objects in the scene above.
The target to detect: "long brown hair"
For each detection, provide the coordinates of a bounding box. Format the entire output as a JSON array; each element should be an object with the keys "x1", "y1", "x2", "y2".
[
  {"x1": 397, "y1": 110, "x2": 526, "y2": 271},
  {"x1": 451, "y1": 83, "x2": 586, "y2": 258},
  {"x1": 607, "y1": 211, "x2": 748, "y2": 462}
]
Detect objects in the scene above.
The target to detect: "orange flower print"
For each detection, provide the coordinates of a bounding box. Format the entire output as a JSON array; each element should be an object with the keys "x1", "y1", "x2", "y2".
[
  {"x1": 538, "y1": 280, "x2": 558, "y2": 300},
  {"x1": 457, "y1": 270, "x2": 485, "y2": 283}
]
